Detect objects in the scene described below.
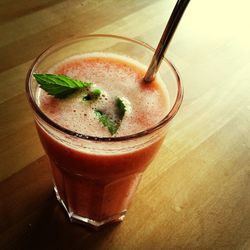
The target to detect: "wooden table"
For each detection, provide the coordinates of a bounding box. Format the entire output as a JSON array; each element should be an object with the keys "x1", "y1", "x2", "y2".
[{"x1": 1, "y1": 0, "x2": 250, "y2": 249}]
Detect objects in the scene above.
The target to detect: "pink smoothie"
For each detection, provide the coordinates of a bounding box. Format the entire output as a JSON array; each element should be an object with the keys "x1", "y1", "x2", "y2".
[{"x1": 36, "y1": 53, "x2": 169, "y2": 224}]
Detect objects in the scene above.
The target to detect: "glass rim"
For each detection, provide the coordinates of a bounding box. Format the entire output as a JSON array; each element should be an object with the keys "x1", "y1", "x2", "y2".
[{"x1": 26, "y1": 34, "x2": 183, "y2": 142}]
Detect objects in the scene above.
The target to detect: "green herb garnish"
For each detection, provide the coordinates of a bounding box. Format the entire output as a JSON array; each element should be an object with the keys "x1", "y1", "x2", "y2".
[
  {"x1": 33, "y1": 74, "x2": 91, "y2": 99},
  {"x1": 83, "y1": 89, "x2": 101, "y2": 101},
  {"x1": 116, "y1": 97, "x2": 126, "y2": 120},
  {"x1": 34, "y1": 73, "x2": 128, "y2": 136},
  {"x1": 94, "y1": 97, "x2": 127, "y2": 135},
  {"x1": 94, "y1": 109, "x2": 119, "y2": 135}
]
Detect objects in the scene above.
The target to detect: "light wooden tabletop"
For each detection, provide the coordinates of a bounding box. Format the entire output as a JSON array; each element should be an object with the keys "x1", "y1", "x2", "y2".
[{"x1": 1, "y1": 0, "x2": 250, "y2": 249}]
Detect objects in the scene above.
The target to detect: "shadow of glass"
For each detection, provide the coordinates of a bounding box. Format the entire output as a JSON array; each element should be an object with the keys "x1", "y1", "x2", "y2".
[{"x1": 26, "y1": 191, "x2": 121, "y2": 250}]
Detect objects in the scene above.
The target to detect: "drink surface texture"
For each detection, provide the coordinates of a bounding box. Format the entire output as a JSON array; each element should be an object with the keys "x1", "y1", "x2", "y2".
[{"x1": 38, "y1": 52, "x2": 169, "y2": 138}]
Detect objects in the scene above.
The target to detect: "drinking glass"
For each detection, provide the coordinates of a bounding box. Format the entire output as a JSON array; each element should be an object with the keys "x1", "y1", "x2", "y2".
[{"x1": 26, "y1": 34, "x2": 183, "y2": 228}]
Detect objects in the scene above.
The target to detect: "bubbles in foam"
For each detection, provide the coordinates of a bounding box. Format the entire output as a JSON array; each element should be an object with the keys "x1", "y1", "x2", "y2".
[{"x1": 38, "y1": 52, "x2": 169, "y2": 137}]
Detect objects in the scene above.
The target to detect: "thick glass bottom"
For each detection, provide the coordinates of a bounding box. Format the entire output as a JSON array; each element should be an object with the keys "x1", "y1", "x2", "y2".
[{"x1": 54, "y1": 185, "x2": 126, "y2": 228}]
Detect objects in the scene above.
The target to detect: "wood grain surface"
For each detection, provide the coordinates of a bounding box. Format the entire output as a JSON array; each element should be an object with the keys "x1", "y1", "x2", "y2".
[{"x1": 0, "y1": 0, "x2": 250, "y2": 249}]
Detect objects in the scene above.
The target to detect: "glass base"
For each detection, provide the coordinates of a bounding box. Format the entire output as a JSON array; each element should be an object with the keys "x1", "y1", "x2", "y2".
[{"x1": 54, "y1": 185, "x2": 126, "y2": 228}]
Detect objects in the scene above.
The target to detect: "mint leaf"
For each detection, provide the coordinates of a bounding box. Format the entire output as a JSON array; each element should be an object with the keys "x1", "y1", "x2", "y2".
[
  {"x1": 94, "y1": 110, "x2": 119, "y2": 135},
  {"x1": 83, "y1": 89, "x2": 101, "y2": 101},
  {"x1": 33, "y1": 74, "x2": 91, "y2": 98},
  {"x1": 94, "y1": 98, "x2": 127, "y2": 135},
  {"x1": 116, "y1": 97, "x2": 126, "y2": 120}
]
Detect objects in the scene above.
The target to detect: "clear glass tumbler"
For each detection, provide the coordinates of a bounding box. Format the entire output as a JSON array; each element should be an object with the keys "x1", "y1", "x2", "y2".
[{"x1": 26, "y1": 34, "x2": 183, "y2": 228}]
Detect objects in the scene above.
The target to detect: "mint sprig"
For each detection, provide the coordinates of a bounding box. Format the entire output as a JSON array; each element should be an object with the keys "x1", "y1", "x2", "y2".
[
  {"x1": 94, "y1": 110, "x2": 119, "y2": 135},
  {"x1": 94, "y1": 97, "x2": 127, "y2": 135},
  {"x1": 34, "y1": 73, "x2": 128, "y2": 136},
  {"x1": 116, "y1": 97, "x2": 126, "y2": 120},
  {"x1": 33, "y1": 74, "x2": 91, "y2": 99},
  {"x1": 83, "y1": 89, "x2": 101, "y2": 101}
]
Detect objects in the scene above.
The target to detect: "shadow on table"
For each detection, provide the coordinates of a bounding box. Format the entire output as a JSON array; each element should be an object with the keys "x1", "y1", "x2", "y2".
[
  {"x1": 1, "y1": 188, "x2": 120, "y2": 250},
  {"x1": 0, "y1": 156, "x2": 121, "y2": 250},
  {"x1": 26, "y1": 191, "x2": 121, "y2": 250}
]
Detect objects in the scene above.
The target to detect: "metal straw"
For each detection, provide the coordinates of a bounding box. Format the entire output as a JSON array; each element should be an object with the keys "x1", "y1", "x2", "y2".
[{"x1": 144, "y1": 0, "x2": 190, "y2": 82}]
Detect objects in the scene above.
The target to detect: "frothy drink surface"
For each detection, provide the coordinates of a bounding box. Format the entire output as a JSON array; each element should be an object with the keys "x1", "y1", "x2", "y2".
[{"x1": 38, "y1": 53, "x2": 169, "y2": 137}]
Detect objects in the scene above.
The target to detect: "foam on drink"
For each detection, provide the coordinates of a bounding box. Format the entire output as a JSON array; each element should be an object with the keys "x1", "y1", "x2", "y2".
[{"x1": 38, "y1": 52, "x2": 169, "y2": 137}]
